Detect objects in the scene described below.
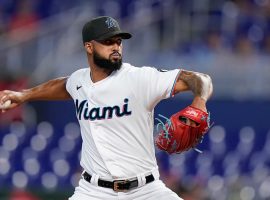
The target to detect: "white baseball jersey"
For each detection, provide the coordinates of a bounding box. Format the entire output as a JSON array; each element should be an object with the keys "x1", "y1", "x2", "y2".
[{"x1": 66, "y1": 63, "x2": 180, "y2": 180}]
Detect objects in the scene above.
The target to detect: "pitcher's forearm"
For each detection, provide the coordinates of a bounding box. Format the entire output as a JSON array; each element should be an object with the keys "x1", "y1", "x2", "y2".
[
  {"x1": 175, "y1": 70, "x2": 213, "y2": 101},
  {"x1": 21, "y1": 77, "x2": 71, "y2": 102}
]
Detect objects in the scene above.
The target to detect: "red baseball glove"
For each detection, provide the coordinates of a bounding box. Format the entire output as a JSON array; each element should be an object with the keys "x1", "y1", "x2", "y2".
[{"x1": 155, "y1": 106, "x2": 210, "y2": 154}]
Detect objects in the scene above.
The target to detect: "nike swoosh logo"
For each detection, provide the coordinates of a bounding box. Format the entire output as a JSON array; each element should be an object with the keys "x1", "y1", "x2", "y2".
[{"x1": 76, "y1": 85, "x2": 82, "y2": 90}]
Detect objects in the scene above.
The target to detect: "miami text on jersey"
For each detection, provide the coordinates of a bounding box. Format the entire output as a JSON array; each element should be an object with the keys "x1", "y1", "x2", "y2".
[{"x1": 75, "y1": 98, "x2": 132, "y2": 120}]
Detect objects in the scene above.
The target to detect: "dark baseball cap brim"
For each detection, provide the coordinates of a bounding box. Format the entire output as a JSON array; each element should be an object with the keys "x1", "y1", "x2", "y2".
[{"x1": 95, "y1": 30, "x2": 132, "y2": 41}]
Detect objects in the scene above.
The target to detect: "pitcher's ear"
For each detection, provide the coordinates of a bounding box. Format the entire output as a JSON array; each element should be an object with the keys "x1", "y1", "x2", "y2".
[{"x1": 84, "y1": 42, "x2": 93, "y2": 53}]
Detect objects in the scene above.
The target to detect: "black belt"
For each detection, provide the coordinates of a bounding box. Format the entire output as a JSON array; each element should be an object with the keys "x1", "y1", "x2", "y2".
[{"x1": 82, "y1": 171, "x2": 155, "y2": 192}]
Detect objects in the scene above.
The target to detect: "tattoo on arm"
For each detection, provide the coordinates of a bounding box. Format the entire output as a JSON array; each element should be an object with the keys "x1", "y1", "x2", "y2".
[{"x1": 178, "y1": 70, "x2": 213, "y2": 100}]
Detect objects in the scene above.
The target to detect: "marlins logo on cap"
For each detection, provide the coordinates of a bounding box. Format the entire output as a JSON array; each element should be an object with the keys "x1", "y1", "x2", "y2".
[{"x1": 105, "y1": 18, "x2": 118, "y2": 29}]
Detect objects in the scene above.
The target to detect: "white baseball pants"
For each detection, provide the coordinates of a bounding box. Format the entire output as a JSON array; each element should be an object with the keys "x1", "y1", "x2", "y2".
[{"x1": 69, "y1": 178, "x2": 183, "y2": 200}]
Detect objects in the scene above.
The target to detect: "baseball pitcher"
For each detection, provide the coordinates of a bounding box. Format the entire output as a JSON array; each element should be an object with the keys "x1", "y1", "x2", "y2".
[{"x1": 0, "y1": 16, "x2": 213, "y2": 200}]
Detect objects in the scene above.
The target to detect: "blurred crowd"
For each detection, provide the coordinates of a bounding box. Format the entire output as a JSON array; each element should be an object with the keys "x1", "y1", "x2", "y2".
[
  {"x1": 0, "y1": 0, "x2": 269, "y2": 99},
  {"x1": 0, "y1": 0, "x2": 270, "y2": 53},
  {"x1": 178, "y1": 0, "x2": 270, "y2": 55},
  {"x1": 1, "y1": 1, "x2": 270, "y2": 199},
  {"x1": 0, "y1": 0, "x2": 77, "y2": 36}
]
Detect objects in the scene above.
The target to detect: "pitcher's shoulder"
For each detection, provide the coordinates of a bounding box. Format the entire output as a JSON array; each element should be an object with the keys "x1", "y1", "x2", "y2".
[
  {"x1": 122, "y1": 63, "x2": 151, "y2": 73},
  {"x1": 69, "y1": 68, "x2": 89, "y2": 78}
]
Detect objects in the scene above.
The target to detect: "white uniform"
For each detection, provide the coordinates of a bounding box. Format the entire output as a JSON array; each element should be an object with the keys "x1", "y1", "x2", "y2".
[{"x1": 66, "y1": 63, "x2": 182, "y2": 200}]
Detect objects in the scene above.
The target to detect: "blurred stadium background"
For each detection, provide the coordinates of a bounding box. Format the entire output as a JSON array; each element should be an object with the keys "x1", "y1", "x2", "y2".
[{"x1": 0, "y1": 0, "x2": 270, "y2": 199}]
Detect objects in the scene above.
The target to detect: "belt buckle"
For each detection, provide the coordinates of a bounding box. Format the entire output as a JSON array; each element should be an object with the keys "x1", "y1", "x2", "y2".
[{"x1": 113, "y1": 180, "x2": 129, "y2": 192}]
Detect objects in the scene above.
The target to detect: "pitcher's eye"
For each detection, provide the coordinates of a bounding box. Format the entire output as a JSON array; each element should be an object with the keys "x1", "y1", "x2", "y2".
[
  {"x1": 116, "y1": 39, "x2": 122, "y2": 45},
  {"x1": 97, "y1": 38, "x2": 122, "y2": 46},
  {"x1": 105, "y1": 39, "x2": 113, "y2": 45}
]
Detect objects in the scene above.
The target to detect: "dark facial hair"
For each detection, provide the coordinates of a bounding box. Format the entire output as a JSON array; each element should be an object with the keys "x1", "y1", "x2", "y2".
[{"x1": 93, "y1": 50, "x2": 122, "y2": 71}]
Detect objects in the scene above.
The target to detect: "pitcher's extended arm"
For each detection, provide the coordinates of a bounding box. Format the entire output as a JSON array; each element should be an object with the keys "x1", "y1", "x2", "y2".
[{"x1": 0, "y1": 77, "x2": 71, "y2": 112}]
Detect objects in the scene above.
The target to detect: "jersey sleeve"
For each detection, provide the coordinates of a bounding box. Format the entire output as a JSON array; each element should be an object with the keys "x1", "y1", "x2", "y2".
[
  {"x1": 65, "y1": 70, "x2": 79, "y2": 98},
  {"x1": 131, "y1": 67, "x2": 181, "y2": 111},
  {"x1": 65, "y1": 76, "x2": 73, "y2": 97}
]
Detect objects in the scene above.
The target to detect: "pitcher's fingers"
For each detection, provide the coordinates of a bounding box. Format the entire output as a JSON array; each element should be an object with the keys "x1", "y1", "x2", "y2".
[
  {"x1": 0, "y1": 95, "x2": 6, "y2": 104},
  {"x1": 9, "y1": 103, "x2": 18, "y2": 109},
  {"x1": 0, "y1": 94, "x2": 10, "y2": 103}
]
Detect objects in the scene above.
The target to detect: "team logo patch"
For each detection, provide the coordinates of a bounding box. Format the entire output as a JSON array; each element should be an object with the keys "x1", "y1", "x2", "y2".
[
  {"x1": 157, "y1": 69, "x2": 168, "y2": 72},
  {"x1": 105, "y1": 18, "x2": 118, "y2": 29},
  {"x1": 185, "y1": 109, "x2": 199, "y2": 117}
]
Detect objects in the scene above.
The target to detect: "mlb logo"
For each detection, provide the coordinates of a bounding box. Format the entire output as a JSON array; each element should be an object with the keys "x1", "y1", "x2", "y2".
[{"x1": 105, "y1": 17, "x2": 118, "y2": 29}]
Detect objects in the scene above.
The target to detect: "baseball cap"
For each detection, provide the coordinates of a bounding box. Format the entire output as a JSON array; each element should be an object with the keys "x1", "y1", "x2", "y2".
[{"x1": 82, "y1": 16, "x2": 132, "y2": 43}]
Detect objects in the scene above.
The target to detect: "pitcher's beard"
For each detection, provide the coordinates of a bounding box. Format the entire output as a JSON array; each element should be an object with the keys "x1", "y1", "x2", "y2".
[{"x1": 93, "y1": 51, "x2": 122, "y2": 71}]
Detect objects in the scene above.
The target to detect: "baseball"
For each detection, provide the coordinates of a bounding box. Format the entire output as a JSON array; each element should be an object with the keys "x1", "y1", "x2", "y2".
[{"x1": 0, "y1": 100, "x2": 11, "y2": 109}]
